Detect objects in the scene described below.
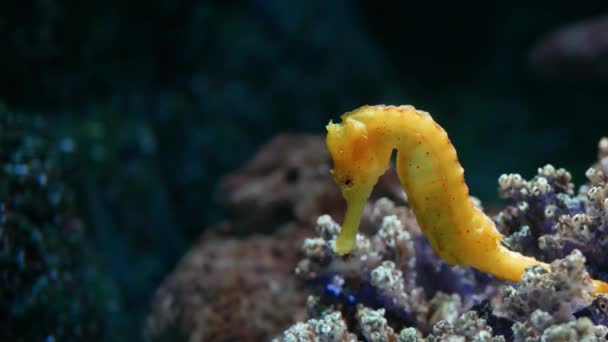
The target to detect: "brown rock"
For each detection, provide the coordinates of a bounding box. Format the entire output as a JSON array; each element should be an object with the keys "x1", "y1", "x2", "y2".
[
  {"x1": 146, "y1": 225, "x2": 309, "y2": 341},
  {"x1": 146, "y1": 133, "x2": 405, "y2": 341}
]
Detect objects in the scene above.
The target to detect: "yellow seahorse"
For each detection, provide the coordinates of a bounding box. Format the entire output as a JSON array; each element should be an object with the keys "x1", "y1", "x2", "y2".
[{"x1": 326, "y1": 104, "x2": 608, "y2": 293}]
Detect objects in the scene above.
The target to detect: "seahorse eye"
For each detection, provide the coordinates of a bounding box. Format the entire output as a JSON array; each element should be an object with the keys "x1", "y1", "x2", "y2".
[{"x1": 343, "y1": 177, "x2": 353, "y2": 187}]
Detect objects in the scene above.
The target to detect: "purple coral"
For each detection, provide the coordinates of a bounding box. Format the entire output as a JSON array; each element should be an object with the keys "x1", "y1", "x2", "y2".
[
  {"x1": 284, "y1": 206, "x2": 608, "y2": 341},
  {"x1": 278, "y1": 138, "x2": 608, "y2": 341},
  {"x1": 575, "y1": 294, "x2": 608, "y2": 327},
  {"x1": 501, "y1": 250, "x2": 594, "y2": 323},
  {"x1": 496, "y1": 164, "x2": 580, "y2": 246},
  {"x1": 293, "y1": 199, "x2": 497, "y2": 336},
  {"x1": 496, "y1": 142, "x2": 608, "y2": 280},
  {"x1": 296, "y1": 213, "x2": 426, "y2": 326}
]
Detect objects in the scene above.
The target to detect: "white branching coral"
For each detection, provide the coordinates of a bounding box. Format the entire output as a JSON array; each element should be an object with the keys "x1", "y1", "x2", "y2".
[
  {"x1": 502, "y1": 250, "x2": 594, "y2": 323},
  {"x1": 284, "y1": 138, "x2": 608, "y2": 341},
  {"x1": 356, "y1": 306, "x2": 398, "y2": 342},
  {"x1": 424, "y1": 311, "x2": 504, "y2": 342},
  {"x1": 278, "y1": 310, "x2": 357, "y2": 342}
]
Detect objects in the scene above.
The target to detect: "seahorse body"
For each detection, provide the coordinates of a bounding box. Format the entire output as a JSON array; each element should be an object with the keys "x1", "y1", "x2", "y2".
[{"x1": 326, "y1": 105, "x2": 608, "y2": 293}]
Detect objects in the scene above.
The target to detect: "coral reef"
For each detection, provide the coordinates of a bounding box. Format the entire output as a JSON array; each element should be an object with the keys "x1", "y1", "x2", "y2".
[
  {"x1": 495, "y1": 142, "x2": 608, "y2": 281},
  {"x1": 0, "y1": 109, "x2": 118, "y2": 340},
  {"x1": 500, "y1": 250, "x2": 594, "y2": 323},
  {"x1": 146, "y1": 135, "x2": 608, "y2": 341},
  {"x1": 146, "y1": 134, "x2": 403, "y2": 340},
  {"x1": 276, "y1": 137, "x2": 608, "y2": 341},
  {"x1": 279, "y1": 309, "x2": 357, "y2": 342},
  {"x1": 5, "y1": 2, "x2": 608, "y2": 337},
  {"x1": 423, "y1": 310, "x2": 504, "y2": 342},
  {"x1": 4, "y1": 1, "x2": 608, "y2": 339},
  {"x1": 510, "y1": 313, "x2": 607, "y2": 341},
  {"x1": 291, "y1": 203, "x2": 494, "y2": 336}
]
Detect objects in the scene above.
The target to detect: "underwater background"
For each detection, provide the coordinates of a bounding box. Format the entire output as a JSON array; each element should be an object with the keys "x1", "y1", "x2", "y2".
[{"x1": 2, "y1": 1, "x2": 608, "y2": 340}]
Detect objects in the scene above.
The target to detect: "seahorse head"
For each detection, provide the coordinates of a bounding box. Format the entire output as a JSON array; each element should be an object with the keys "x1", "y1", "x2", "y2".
[
  {"x1": 326, "y1": 111, "x2": 392, "y2": 254},
  {"x1": 326, "y1": 116, "x2": 387, "y2": 196}
]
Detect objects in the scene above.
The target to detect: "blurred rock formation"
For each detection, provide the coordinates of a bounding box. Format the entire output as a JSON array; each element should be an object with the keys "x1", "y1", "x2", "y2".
[{"x1": 146, "y1": 134, "x2": 404, "y2": 341}]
